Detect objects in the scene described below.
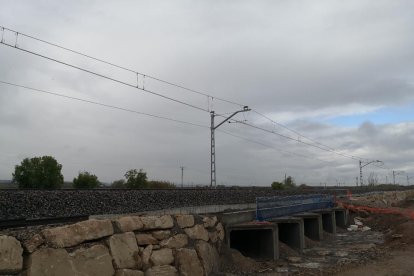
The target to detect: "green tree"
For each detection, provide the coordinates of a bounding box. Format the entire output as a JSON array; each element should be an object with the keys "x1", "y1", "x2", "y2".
[
  {"x1": 271, "y1": 181, "x2": 284, "y2": 190},
  {"x1": 284, "y1": 176, "x2": 296, "y2": 189},
  {"x1": 13, "y1": 156, "x2": 64, "y2": 189},
  {"x1": 148, "y1": 180, "x2": 176, "y2": 189},
  {"x1": 111, "y1": 179, "x2": 126, "y2": 188},
  {"x1": 271, "y1": 176, "x2": 296, "y2": 190},
  {"x1": 125, "y1": 169, "x2": 148, "y2": 189},
  {"x1": 73, "y1": 171, "x2": 100, "y2": 189}
]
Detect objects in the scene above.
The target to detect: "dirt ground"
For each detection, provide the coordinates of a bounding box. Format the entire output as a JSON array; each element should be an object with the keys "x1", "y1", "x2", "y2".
[
  {"x1": 335, "y1": 199, "x2": 414, "y2": 276},
  {"x1": 218, "y1": 197, "x2": 414, "y2": 276}
]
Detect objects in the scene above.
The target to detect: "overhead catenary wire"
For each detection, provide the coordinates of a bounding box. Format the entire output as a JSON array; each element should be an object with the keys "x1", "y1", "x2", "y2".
[
  {"x1": 217, "y1": 129, "x2": 340, "y2": 165},
  {"x1": 0, "y1": 26, "x2": 243, "y2": 108},
  {"x1": 0, "y1": 80, "x2": 209, "y2": 128},
  {"x1": 0, "y1": 26, "x2": 370, "y2": 160},
  {"x1": 232, "y1": 119, "x2": 360, "y2": 161},
  {"x1": 0, "y1": 25, "x2": 388, "y2": 167},
  {"x1": 0, "y1": 37, "x2": 209, "y2": 113},
  {"x1": 251, "y1": 109, "x2": 362, "y2": 160},
  {"x1": 0, "y1": 79, "x2": 349, "y2": 168},
  {"x1": 227, "y1": 118, "x2": 394, "y2": 173}
]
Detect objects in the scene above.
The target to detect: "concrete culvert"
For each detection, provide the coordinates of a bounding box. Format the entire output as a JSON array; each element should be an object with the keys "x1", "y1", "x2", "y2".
[
  {"x1": 278, "y1": 222, "x2": 302, "y2": 250},
  {"x1": 303, "y1": 217, "x2": 321, "y2": 241},
  {"x1": 229, "y1": 229, "x2": 276, "y2": 260}
]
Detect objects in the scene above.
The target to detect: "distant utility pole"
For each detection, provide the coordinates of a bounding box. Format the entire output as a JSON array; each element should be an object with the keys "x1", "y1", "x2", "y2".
[
  {"x1": 386, "y1": 175, "x2": 388, "y2": 184},
  {"x1": 210, "y1": 106, "x2": 250, "y2": 187},
  {"x1": 393, "y1": 170, "x2": 404, "y2": 185},
  {"x1": 180, "y1": 166, "x2": 185, "y2": 188},
  {"x1": 356, "y1": 177, "x2": 358, "y2": 186},
  {"x1": 359, "y1": 160, "x2": 382, "y2": 186}
]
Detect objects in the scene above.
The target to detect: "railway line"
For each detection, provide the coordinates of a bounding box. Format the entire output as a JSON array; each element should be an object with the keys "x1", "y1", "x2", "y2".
[{"x1": 0, "y1": 186, "x2": 411, "y2": 222}]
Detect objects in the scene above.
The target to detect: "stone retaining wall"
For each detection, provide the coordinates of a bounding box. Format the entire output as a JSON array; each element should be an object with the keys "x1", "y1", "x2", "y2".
[{"x1": 0, "y1": 214, "x2": 225, "y2": 276}]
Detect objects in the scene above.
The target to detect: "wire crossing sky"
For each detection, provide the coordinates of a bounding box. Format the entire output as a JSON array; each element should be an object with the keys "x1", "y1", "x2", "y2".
[
  {"x1": 0, "y1": 1, "x2": 413, "y2": 186},
  {"x1": 0, "y1": 26, "x2": 379, "y2": 163}
]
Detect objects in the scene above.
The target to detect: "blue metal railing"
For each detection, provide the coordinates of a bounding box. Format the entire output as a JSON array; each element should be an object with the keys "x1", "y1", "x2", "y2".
[{"x1": 256, "y1": 194, "x2": 334, "y2": 221}]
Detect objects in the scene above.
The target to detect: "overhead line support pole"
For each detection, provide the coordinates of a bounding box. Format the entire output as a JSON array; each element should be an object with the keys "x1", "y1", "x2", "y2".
[
  {"x1": 210, "y1": 106, "x2": 250, "y2": 187},
  {"x1": 359, "y1": 159, "x2": 382, "y2": 187}
]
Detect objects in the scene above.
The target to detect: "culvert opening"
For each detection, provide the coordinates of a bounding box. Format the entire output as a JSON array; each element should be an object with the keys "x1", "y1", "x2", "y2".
[
  {"x1": 229, "y1": 229, "x2": 274, "y2": 259},
  {"x1": 335, "y1": 210, "x2": 346, "y2": 227},
  {"x1": 303, "y1": 218, "x2": 320, "y2": 240},
  {"x1": 322, "y1": 213, "x2": 334, "y2": 233},
  {"x1": 278, "y1": 222, "x2": 301, "y2": 249}
]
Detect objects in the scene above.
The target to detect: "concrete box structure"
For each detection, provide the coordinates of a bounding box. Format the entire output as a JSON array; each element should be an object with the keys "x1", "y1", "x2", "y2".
[
  {"x1": 294, "y1": 212, "x2": 323, "y2": 241},
  {"x1": 333, "y1": 208, "x2": 348, "y2": 228},
  {"x1": 226, "y1": 223, "x2": 279, "y2": 260},
  {"x1": 314, "y1": 209, "x2": 336, "y2": 234},
  {"x1": 270, "y1": 217, "x2": 305, "y2": 251}
]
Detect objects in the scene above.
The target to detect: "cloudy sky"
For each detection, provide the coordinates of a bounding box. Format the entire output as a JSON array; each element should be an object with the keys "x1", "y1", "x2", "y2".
[{"x1": 1, "y1": 0, "x2": 413, "y2": 186}]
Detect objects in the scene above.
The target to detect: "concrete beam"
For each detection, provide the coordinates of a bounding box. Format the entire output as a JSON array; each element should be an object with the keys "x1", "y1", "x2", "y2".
[
  {"x1": 91, "y1": 203, "x2": 256, "y2": 219},
  {"x1": 216, "y1": 209, "x2": 256, "y2": 226},
  {"x1": 293, "y1": 212, "x2": 323, "y2": 241},
  {"x1": 227, "y1": 223, "x2": 279, "y2": 260}
]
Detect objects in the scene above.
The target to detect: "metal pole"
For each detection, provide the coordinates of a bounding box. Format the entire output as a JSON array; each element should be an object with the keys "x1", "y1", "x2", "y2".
[
  {"x1": 180, "y1": 166, "x2": 184, "y2": 188},
  {"x1": 393, "y1": 170, "x2": 396, "y2": 185},
  {"x1": 210, "y1": 111, "x2": 216, "y2": 187},
  {"x1": 359, "y1": 160, "x2": 382, "y2": 187},
  {"x1": 210, "y1": 106, "x2": 250, "y2": 187}
]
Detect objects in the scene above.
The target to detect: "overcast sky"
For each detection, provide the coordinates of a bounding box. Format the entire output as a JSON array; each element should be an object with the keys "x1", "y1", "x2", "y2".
[{"x1": 1, "y1": 0, "x2": 413, "y2": 186}]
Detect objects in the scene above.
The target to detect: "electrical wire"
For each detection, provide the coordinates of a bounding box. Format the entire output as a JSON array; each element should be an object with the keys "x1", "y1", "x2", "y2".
[
  {"x1": 234, "y1": 119, "x2": 359, "y2": 160},
  {"x1": 0, "y1": 40, "x2": 209, "y2": 113},
  {"x1": 0, "y1": 80, "x2": 209, "y2": 128},
  {"x1": 0, "y1": 26, "x2": 388, "y2": 167},
  {"x1": 0, "y1": 26, "x2": 243, "y2": 107},
  {"x1": 217, "y1": 129, "x2": 340, "y2": 165}
]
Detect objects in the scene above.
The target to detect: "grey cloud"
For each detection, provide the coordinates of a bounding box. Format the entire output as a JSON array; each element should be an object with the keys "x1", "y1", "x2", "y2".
[{"x1": 0, "y1": 1, "x2": 413, "y2": 185}]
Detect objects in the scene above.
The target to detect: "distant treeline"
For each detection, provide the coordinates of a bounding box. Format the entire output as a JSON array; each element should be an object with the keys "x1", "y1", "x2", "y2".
[{"x1": 8, "y1": 155, "x2": 176, "y2": 189}]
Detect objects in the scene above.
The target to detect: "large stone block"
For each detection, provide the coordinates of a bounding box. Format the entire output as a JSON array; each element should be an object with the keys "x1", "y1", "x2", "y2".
[
  {"x1": 136, "y1": 234, "x2": 158, "y2": 246},
  {"x1": 175, "y1": 215, "x2": 194, "y2": 228},
  {"x1": 23, "y1": 234, "x2": 44, "y2": 253},
  {"x1": 152, "y1": 230, "x2": 171, "y2": 240},
  {"x1": 115, "y1": 216, "x2": 143, "y2": 232},
  {"x1": 27, "y1": 245, "x2": 114, "y2": 276},
  {"x1": 184, "y1": 225, "x2": 209, "y2": 241},
  {"x1": 160, "y1": 234, "x2": 188, "y2": 249},
  {"x1": 216, "y1": 223, "x2": 225, "y2": 241},
  {"x1": 195, "y1": 241, "x2": 219, "y2": 276},
  {"x1": 175, "y1": 248, "x2": 204, "y2": 276},
  {"x1": 209, "y1": 231, "x2": 218, "y2": 243},
  {"x1": 0, "y1": 235, "x2": 23, "y2": 274},
  {"x1": 202, "y1": 216, "x2": 217, "y2": 228},
  {"x1": 70, "y1": 245, "x2": 114, "y2": 276},
  {"x1": 141, "y1": 245, "x2": 153, "y2": 270},
  {"x1": 42, "y1": 219, "x2": 114, "y2": 248},
  {"x1": 150, "y1": 248, "x2": 174, "y2": 266},
  {"x1": 144, "y1": 265, "x2": 177, "y2": 276},
  {"x1": 141, "y1": 215, "x2": 174, "y2": 230},
  {"x1": 108, "y1": 232, "x2": 140, "y2": 269},
  {"x1": 115, "y1": 269, "x2": 144, "y2": 276},
  {"x1": 26, "y1": 248, "x2": 72, "y2": 276}
]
